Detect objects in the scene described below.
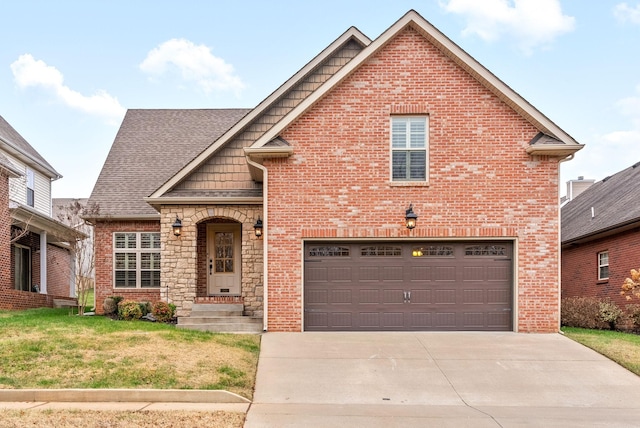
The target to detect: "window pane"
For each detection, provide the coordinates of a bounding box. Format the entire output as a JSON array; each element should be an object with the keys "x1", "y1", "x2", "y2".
[
  {"x1": 600, "y1": 266, "x2": 609, "y2": 279},
  {"x1": 392, "y1": 151, "x2": 407, "y2": 180},
  {"x1": 115, "y1": 233, "x2": 136, "y2": 249},
  {"x1": 115, "y1": 271, "x2": 136, "y2": 288},
  {"x1": 391, "y1": 120, "x2": 407, "y2": 148},
  {"x1": 409, "y1": 151, "x2": 426, "y2": 180},
  {"x1": 141, "y1": 233, "x2": 161, "y2": 249},
  {"x1": 409, "y1": 119, "x2": 426, "y2": 148},
  {"x1": 141, "y1": 271, "x2": 160, "y2": 288}
]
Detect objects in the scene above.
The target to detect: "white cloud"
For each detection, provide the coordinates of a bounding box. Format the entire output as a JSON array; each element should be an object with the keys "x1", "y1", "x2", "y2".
[
  {"x1": 139, "y1": 38, "x2": 244, "y2": 95},
  {"x1": 439, "y1": 0, "x2": 575, "y2": 54},
  {"x1": 614, "y1": 2, "x2": 640, "y2": 24},
  {"x1": 10, "y1": 54, "x2": 125, "y2": 122}
]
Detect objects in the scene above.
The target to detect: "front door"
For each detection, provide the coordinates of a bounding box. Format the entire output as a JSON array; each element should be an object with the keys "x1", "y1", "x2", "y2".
[{"x1": 207, "y1": 224, "x2": 241, "y2": 295}]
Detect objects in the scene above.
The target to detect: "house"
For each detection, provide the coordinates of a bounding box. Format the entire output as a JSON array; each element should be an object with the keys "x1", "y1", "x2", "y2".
[
  {"x1": 561, "y1": 163, "x2": 640, "y2": 307},
  {"x1": 87, "y1": 10, "x2": 583, "y2": 333},
  {"x1": 0, "y1": 115, "x2": 84, "y2": 310}
]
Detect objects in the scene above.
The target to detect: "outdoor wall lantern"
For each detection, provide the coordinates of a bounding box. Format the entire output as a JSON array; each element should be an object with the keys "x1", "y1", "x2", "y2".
[
  {"x1": 172, "y1": 216, "x2": 183, "y2": 237},
  {"x1": 254, "y1": 217, "x2": 264, "y2": 238},
  {"x1": 405, "y1": 204, "x2": 418, "y2": 230}
]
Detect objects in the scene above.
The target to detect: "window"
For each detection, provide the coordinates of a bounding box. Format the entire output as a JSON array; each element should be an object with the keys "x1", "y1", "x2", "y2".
[
  {"x1": 391, "y1": 117, "x2": 427, "y2": 181},
  {"x1": 114, "y1": 232, "x2": 160, "y2": 288},
  {"x1": 598, "y1": 251, "x2": 609, "y2": 280},
  {"x1": 308, "y1": 246, "x2": 350, "y2": 257},
  {"x1": 26, "y1": 168, "x2": 34, "y2": 207},
  {"x1": 13, "y1": 244, "x2": 31, "y2": 292}
]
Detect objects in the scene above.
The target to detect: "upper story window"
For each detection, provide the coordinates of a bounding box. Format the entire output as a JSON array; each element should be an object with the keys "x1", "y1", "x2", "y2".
[
  {"x1": 598, "y1": 251, "x2": 609, "y2": 281},
  {"x1": 113, "y1": 232, "x2": 161, "y2": 288},
  {"x1": 26, "y1": 168, "x2": 34, "y2": 207},
  {"x1": 391, "y1": 116, "x2": 427, "y2": 181}
]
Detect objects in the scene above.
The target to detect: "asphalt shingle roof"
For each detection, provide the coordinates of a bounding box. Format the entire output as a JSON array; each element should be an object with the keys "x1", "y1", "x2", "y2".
[
  {"x1": 88, "y1": 109, "x2": 250, "y2": 217},
  {"x1": 561, "y1": 161, "x2": 640, "y2": 244},
  {"x1": 0, "y1": 115, "x2": 60, "y2": 177}
]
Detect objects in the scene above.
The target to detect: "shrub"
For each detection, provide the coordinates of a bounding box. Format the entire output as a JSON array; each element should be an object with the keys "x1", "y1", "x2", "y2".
[
  {"x1": 561, "y1": 297, "x2": 608, "y2": 329},
  {"x1": 103, "y1": 297, "x2": 117, "y2": 315},
  {"x1": 626, "y1": 304, "x2": 640, "y2": 331},
  {"x1": 138, "y1": 301, "x2": 152, "y2": 316},
  {"x1": 598, "y1": 299, "x2": 623, "y2": 329},
  {"x1": 152, "y1": 301, "x2": 175, "y2": 323},
  {"x1": 118, "y1": 300, "x2": 143, "y2": 321}
]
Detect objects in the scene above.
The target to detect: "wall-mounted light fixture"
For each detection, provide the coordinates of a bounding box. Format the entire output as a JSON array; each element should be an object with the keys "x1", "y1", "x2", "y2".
[
  {"x1": 254, "y1": 217, "x2": 264, "y2": 237},
  {"x1": 405, "y1": 204, "x2": 418, "y2": 230},
  {"x1": 172, "y1": 216, "x2": 183, "y2": 237}
]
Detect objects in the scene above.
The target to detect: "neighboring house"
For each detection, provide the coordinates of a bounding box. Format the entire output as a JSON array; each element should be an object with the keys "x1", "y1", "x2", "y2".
[
  {"x1": 562, "y1": 162, "x2": 640, "y2": 307},
  {"x1": 53, "y1": 198, "x2": 95, "y2": 304},
  {"x1": 0, "y1": 115, "x2": 84, "y2": 310},
  {"x1": 87, "y1": 10, "x2": 583, "y2": 333}
]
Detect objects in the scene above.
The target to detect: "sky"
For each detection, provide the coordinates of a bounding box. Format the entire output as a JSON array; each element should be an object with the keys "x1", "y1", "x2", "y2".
[{"x1": 1, "y1": 0, "x2": 639, "y2": 198}]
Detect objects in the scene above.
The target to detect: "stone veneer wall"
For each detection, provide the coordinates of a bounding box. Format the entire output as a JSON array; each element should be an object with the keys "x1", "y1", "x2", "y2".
[{"x1": 161, "y1": 205, "x2": 263, "y2": 317}]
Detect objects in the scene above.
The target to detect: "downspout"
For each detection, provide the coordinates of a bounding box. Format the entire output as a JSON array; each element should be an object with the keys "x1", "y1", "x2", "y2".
[
  {"x1": 245, "y1": 155, "x2": 269, "y2": 332},
  {"x1": 557, "y1": 153, "x2": 574, "y2": 333}
]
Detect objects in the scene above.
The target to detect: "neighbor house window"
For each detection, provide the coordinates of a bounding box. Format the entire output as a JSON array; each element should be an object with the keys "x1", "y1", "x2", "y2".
[
  {"x1": 26, "y1": 168, "x2": 34, "y2": 207},
  {"x1": 113, "y1": 232, "x2": 160, "y2": 288},
  {"x1": 13, "y1": 244, "x2": 31, "y2": 292},
  {"x1": 598, "y1": 251, "x2": 609, "y2": 281},
  {"x1": 391, "y1": 116, "x2": 427, "y2": 181}
]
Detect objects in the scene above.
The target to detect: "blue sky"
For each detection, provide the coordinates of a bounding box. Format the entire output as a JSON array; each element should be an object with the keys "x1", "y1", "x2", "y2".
[{"x1": 2, "y1": 0, "x2": 639, "y2": 198}]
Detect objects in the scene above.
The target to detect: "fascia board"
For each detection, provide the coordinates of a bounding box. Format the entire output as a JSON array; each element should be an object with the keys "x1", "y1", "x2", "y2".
[
  {"x1": 251, "y1": 10, "x2": 582, "y2": 149},
  {"x1": 0, "y1": 138, "x2": 61, "y2": 180},
  {"x1": 148, "y1": 27, "x2": 371, "y2": 200},
  {"x1": 526, "y1": 144, "x2": 585, "y2": 157}
]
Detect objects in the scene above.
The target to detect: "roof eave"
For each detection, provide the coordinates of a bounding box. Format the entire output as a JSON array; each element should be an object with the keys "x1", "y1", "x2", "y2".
[
  {"x1": 562, "y1": 217, "x2": 640, "y2": 248},
  {"x1": 526, "y1": 144, "x2": 585, "y2": 157},
  {"x1": 81, "y1": 213, "x2": 161, "y2": 223},
  {"x1": 10, "y1": 202, "x2": 87, "y2": 242}
]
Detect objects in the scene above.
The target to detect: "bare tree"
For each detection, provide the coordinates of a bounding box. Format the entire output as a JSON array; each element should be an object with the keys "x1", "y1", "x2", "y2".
[{"x1": 55, "y1": 200, "x2": 99, "y2": 315}]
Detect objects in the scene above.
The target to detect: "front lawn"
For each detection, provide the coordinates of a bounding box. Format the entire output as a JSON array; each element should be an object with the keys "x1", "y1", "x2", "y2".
[
  {"x1": 562, "y1": 327, "x2": 640, "y2": 376},
  {"x1": 0, "y1": 308, "x2": 260, "y2": 398}
]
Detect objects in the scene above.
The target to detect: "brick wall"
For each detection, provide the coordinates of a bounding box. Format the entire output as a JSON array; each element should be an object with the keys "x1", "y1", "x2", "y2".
[
  {"x1": 264, "y1": 27, "x2": 560, "y2": 332},
  {"x1": 47, "y1": 244, "x2": 72, "y2": 298},
  {"x1": 93, "y1": 220, "x2": 161, "y2": 314},
  {"x1": 562, "y1": 228, "x2": 640, "y2": 308}
]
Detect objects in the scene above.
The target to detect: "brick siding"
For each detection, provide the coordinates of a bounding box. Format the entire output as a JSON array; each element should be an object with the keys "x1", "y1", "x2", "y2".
[
  {"x1": 562, "y1": 229, "x2": 640, "y2": 308},
  {"x1": 93, "y1": 220, "x2": 161, "y2": 314},
  {"x1": 264, "y1": 27, "x2": 560, "y2": 332}
]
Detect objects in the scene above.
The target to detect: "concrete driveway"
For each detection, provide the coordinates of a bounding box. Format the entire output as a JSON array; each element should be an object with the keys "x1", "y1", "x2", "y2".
[{"x1": 245, "y1": 332, "x2": 640, "y2": 427}]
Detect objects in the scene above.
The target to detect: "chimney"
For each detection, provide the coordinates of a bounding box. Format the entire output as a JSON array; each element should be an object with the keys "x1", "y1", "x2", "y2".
[{"x1": 566, "y1": 177, "x2": 595, "y2": 201}]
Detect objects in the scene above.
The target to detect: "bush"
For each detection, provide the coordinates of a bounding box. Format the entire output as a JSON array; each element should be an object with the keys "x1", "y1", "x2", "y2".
[
  {"x1": 152, "y1": 301, "x2": 175, "y2": 323},
  {"x1": 598, "y1": 299, "x2": 623, "y2": 329},
  {"x1": 626, "y1": 304, "x2": 640, "y2": 331},
  {"x1": 118, "y1": 300, "x2": 143, "y2": 321},
  {"x1": 561, "y1": 297, "x2": 609, "y2": 329},
  {"x1": 138, "y1": 301, "x2": 152, "y2": 316},
  {"x1": 103, "y1": 297, "x2": 117, "y2": 315}
]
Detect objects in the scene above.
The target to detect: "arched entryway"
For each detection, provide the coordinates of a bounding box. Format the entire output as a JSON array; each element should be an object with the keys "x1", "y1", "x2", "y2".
[{"x1": 197, "y1": 218, "x2": 242, "y2": 298}]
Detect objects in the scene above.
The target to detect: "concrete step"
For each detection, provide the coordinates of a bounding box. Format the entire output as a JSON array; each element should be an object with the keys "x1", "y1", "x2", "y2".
[
  {"x1": 180, "y1": 316, "x2": 263, "y2": 325},
  {"x1": 191, "y1": 303, "x2": 243, "y2": 312},
  {"x1": 189, "y1": 310, "x2": 244, "y2": 317},
  {"x1": 177, "y1": 320, "x2": 263, "y2": 334}
]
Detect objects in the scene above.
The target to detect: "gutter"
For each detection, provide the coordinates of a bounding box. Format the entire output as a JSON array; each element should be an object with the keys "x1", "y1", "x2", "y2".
[{"x1": 244, "y1": 153, "x2": 270, "y2": 332}]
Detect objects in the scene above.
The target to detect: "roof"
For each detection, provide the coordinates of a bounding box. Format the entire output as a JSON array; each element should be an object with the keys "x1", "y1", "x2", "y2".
[
  {"x1": 0, "y1": 115, "x2": 60, "y2": 178},
  {"x1": 562, "y1": 161, "x2": 640, "y2": 245},
  {"x1": 250, "y1": 10, "x2": 583, "y2": 156},
  {"x1": 87, "y1": 109, "x2": 250, "y2": 218}
]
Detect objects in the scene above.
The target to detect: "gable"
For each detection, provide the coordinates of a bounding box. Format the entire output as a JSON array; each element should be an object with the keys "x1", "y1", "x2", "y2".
[
  {"x1": 250, "y1": 10, "x2": 583, "y2": 157},
  {"x1": 149, "y1": 33, "x2": 369, "y2": 199}
]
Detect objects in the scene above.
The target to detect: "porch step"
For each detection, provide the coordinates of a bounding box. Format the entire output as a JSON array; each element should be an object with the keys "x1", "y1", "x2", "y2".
[{"x1": 177, "y1": 303, "x2": 263, "y2": 334}]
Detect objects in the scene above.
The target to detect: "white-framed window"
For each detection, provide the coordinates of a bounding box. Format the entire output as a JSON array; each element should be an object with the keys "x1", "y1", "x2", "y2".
[
  {"x1": 113, "y1": 232, "x2": 161, "y2": 288},
  {"x1": 391, "y1": 116, "x2": 428, "y2": 181},
  {"x1": 13, "y1": 244, "x2": 31, "y2": 292},
  {"x1": 26, "y1": 168, "x2": 34, "y2": 207},
  {"x1": 598, "y1": 251, "x2": 609, "y2": 281}
]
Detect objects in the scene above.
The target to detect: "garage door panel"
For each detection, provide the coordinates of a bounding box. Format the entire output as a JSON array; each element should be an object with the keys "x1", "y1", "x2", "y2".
[{"x1": 304, "y1": 241, "x2": 512, "y2": 331}]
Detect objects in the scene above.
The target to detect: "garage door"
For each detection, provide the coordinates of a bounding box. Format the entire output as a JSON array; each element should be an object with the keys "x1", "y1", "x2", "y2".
[{"x1": 304, "y1": 241, "x2": 512, "y2": 331}]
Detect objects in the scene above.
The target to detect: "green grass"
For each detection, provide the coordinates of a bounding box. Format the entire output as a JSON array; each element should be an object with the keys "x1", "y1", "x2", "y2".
[
  {"x1": 0, "y1": 308, "x2": 260, "y2": 398},
  {"x1": 562, "y1": 327, "x2": 640, "y2": 376}
]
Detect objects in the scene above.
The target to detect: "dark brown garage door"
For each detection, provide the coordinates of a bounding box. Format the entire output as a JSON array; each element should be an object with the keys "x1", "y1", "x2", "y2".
[{"x1": 304, "y1": 241, "x2": 512, "y2": 331}]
